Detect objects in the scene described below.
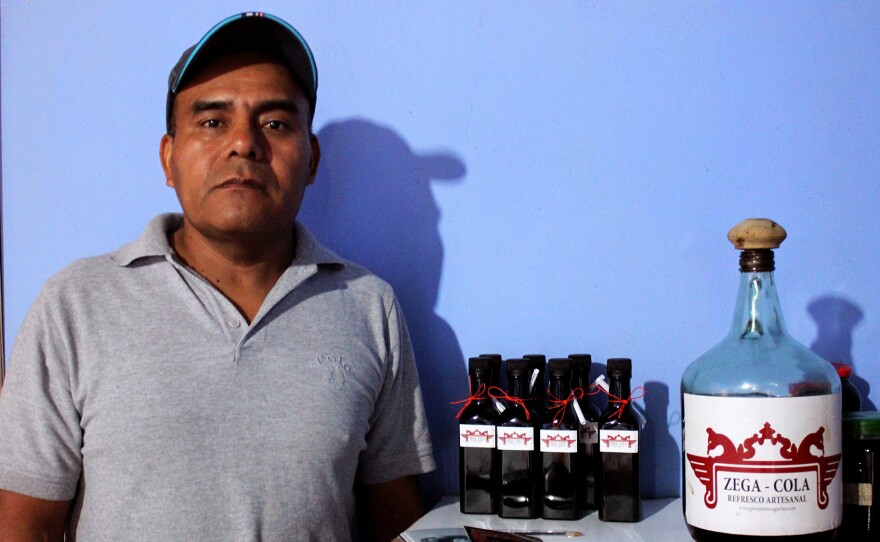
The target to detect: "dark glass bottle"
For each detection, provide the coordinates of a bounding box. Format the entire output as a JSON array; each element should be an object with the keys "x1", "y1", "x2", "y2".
[
  {"x1": 832, "y1": 362, "x2": 862, "y2": 413},
  {"x1": 540, "y1": 358, "x2": 580, "y2": 520},
  {"x1": 497, "y1": 358, "x2": 541, "y2": 518},
  {"x1": 840, "y1": 412, "x2": 880, "y2": 539},
  {"x1": 479, "y1": 354, "x2": 503, "y2": 388},
  {"x1": 480, "y1": 354, "x2": 507, "y2": 415},
  {"x1": 597, "y1": 357, "x2": 641, "y2": 522},
  {"x1": 570, "y1": 353, "x2": 601, "y2": 510},
  {"x1": 459, "y1": 356, "x2": 499, "y2": 514},
  {"x1": 523, "y1": 354, "x2": 547, "y2": 420},
  {"x1": 681, "y1": 219, "x2": 841, "y2": 541}
]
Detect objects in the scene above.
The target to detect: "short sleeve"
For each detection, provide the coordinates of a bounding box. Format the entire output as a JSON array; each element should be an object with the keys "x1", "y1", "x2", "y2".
[
  {"x1": 0, "y1": 286, "x2": 84, "y2": 500},
  {"x1": 358, "y1": 297, "x2": 435, "y2": 484}
]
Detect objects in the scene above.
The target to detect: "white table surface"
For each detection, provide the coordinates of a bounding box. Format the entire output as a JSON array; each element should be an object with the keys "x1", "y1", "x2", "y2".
[{"x1": 400, "y1": 497, "x2": 691, "y2": 541}]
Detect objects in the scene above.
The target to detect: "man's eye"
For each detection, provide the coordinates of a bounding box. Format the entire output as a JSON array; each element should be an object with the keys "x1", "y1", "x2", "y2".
[
  {"x1": 265, "y1": 120, "x2": 288, "y2": 130},
  {"x1": 201, "y1": 119, "x2": 221, "y2": 128}
]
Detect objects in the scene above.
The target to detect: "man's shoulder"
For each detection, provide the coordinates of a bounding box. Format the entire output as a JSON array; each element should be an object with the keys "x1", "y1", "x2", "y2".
[
  {"x1": 39, "y1": 214, "x2": 176, "y2": 296},
  {"x1": 295, "y1": 222, "x2": 397, "y2": 298}
]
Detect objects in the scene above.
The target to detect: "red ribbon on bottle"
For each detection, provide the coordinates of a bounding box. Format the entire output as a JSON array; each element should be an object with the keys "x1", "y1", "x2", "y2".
[
  {"x1": 487, "y1": 386, "x2": 530, "y2": 421},
  {"x1": 451, "y1": 383, "x2": 489, "y2": 419},
  {"x1": 588, "y1": 383, "x2": 645, "y2": 419},
  {"x1": 546, "y1": 388, "x2": 584, "y2": 428}
]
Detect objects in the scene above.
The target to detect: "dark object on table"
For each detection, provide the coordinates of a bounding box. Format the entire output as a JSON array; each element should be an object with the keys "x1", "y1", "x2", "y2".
[
  {"x1": 841, "y1": 412, "x2": 880, "y2": 539},
  {"x1": 464, "y1": 526, "x2": 541, "y2": 542}
]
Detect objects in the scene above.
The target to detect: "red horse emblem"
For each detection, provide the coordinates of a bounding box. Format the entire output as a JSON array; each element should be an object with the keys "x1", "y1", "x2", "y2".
[{"x1": 686, "y1": 422, "x2": 840, "y2": 509}]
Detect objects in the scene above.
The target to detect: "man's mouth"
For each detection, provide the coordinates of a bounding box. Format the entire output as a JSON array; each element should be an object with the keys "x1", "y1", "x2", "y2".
[{"x1": 217, "y1": 177, "x2": 266, "y2": 191}]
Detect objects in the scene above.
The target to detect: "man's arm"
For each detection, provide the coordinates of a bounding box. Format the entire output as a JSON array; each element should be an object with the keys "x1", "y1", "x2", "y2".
[
  {"x1": 358, "y1": 475, "x2": 425, "y2": 542},
  {"x1": 0, "y1": 489, "x2": 70, "y2": 542}
]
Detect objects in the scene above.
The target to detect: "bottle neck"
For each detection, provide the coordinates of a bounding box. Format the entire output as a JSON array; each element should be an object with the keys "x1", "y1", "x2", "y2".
[
  {"x1": 606, "y1": 375, "x2": 632, "y2": 414},
  {"x1": 728, "y1": 270, "x2": 788, "y2": 340},
  {"x1": 508, "y1": 374, "x2": 530, "y2": 399},
  {"x1": 549, "y1": 374, "x2": 572, "y2": 401},
  {"x1": 576, "y1": 364, "x2": 590, "y2": 391},
  {"x1": 469, "y1": 372, "x2": 491, "y2": 404}
]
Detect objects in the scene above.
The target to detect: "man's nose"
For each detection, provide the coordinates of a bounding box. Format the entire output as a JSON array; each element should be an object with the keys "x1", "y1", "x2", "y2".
[{"x1": 228, "y1": 121, "x2": 266, "y2": 161}]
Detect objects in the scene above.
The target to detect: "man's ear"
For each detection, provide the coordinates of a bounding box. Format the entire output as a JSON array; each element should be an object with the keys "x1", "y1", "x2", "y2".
[
  {"x1": 307, "y1": 133, "x2": 321, "y2": 185},
  {"x1": 160, "y1": 134, "x2": 175, "y2": 187}
]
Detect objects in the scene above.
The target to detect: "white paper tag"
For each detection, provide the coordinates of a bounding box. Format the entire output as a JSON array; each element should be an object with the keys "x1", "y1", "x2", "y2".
[
  {"x1": 459, "y1": 424, "x2": 495, "y2": 448},
  {"x1": 593, "y1": 374, "x2": 610, "y2": 393},
  {"x1": 497, "y1": 426, "x2": 535, "y2": 451},
  {"x1": 539, "y1": 429, "x2": 578, "y2": 453},
  {"x1": 599, "y1": 429, "x2": 639, "y2": 453},
  {"x1": 580, "y1": 421, "x2": 599, "y2": 444},
  {"x1": 572, "y1": 400, "x2": 587, "y2": 425},
  {"x1": 528, "y1": 368, "x2": 540, "y2": 395}
]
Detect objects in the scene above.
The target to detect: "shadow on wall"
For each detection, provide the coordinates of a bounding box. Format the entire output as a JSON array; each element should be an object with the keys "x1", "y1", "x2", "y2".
[
  {"x1": 808, "y1": 295, "x2": 874, "y2": 410},
  {"x1": 632, "y1": 381, "x2": 681, "y2": 498},
  {"x1": 298, "y1": 118, "x2": 467, "y2": 504}
]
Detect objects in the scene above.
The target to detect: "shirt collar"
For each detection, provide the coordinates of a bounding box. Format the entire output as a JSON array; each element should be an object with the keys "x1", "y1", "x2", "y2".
[{"x1": 109, "y1": 213, "x2": 346, "y2": 270}]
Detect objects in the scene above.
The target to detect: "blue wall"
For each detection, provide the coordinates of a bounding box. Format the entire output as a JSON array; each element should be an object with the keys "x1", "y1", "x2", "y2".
[{"x1": 3, "y1": 2, "x2": 879, "y2": 501}]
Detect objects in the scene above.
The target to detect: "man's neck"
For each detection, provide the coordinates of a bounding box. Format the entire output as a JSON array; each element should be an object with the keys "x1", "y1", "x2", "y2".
[{"x1": 169, "y1": 223, "x2": 296, "y2": 323}]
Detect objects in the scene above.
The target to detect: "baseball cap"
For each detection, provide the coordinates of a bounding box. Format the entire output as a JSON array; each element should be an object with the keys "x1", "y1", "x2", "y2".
[{"x1": 166, "y1": 12, "x2": 318, "y2": 133}]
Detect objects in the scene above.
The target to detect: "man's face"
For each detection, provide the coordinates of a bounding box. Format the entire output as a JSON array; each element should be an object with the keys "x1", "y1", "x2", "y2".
[{"x1": 160, "y1": 52, "x2": 320, "y2": 245}]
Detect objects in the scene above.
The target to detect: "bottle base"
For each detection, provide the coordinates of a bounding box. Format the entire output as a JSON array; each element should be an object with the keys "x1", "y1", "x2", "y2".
[{"x1": 687, "y1": 525, "x2": 837, "y2": 541}]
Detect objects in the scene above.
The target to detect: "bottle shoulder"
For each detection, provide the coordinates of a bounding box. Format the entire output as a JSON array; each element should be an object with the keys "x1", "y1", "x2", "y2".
[
  {"x1": 497, "y1": 405, "x2": 535, "y2": 427},
  {"x1": 542, "y1": 416, "x2": 578, "y2": 431},
  {"x1": 681, "y1": 334, "x2": 841, "y2": 397},
  {"x1": 459, "y1": 402, "x2": 497, "y2": 425},
  {"x1": 599, "y1": 412, "x2": 640, "y2": 431}
]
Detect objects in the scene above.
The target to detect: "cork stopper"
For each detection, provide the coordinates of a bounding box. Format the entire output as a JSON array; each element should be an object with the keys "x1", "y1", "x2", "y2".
[{"x1": 727, "y1": 218, "x2": 787, "y2": 250}]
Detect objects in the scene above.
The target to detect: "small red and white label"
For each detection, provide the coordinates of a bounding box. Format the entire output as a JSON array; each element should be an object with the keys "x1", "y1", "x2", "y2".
[
  {"x1": 497, "y1": 427, "x2": 535, "y2": 451},
  {"x1": 580, "y1": 421, "x2": 599, "y2": 445},
  {"x1": 459, "y1": 424, "x2": 495, "y2": 448},
  {"x1": 599, "y1": 429, "x2": 639, "y2": 453},
  {"x1": 540, "y1": 429, "x2": 578, "y2": 453},
  {"x1": 683, "y1": 394, "x2": 841, "y2": 536}
]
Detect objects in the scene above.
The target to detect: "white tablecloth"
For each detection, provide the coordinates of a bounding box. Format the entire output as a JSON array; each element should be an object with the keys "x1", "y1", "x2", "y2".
[{"x1": 400, "y1": 497, "x2": 691, "y2": 541}]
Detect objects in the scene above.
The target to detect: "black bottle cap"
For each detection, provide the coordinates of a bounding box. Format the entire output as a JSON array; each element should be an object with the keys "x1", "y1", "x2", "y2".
[
  {"x1": 506, "y1": 358, "x2": 531, "y2": 377},
  {"x1": 569, "y1": 353, "x2": 592, "y2": 372},
  {"x1": 468, "y1": 356, "x2": 493, "y2": 374},
  {"x1": 523, "y1": 354, "x2": 546, "y2": 371},
  {"x1": 479, "y1": 354, "x2": 502, "y2": 383},
  {"x1": 547, "y1": 358, "x2": 573, "y2": 376},
  {"x1": 607, "y1": 358, "x2": 632, "y2": 377}
]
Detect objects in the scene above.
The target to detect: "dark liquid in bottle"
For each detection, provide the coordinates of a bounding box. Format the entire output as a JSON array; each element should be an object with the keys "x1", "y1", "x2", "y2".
[
  {"x1": 597, "y1": 358, "x2": 641, "y2": 523},
  {"x1": 500, "y1": 449, "x2": 539, "y2": 518},
  {"x1": 459, "y1": 357, "x2": 498, "y2": 514},
  {"x1": 541, "y1": 358, "x2": 580, "y2": 520},
  {"x1": 597, "y1": 448, "x2": 640, "y2": 521},
  {"x1": 543, "y1": 452, "x2": 578, "y2": 518},
  {"x1": 570, "y1": 354, "x2": 600, "y2": 510},
  {"x1": 498, "y1": 358, "x2": 540, "y2": 519},
  {"x1": 460, "y1": 447, "x2": 496, "y2": 514}
]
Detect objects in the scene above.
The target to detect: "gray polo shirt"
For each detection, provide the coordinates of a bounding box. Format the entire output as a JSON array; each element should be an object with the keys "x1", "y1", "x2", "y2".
[{"x1": 0, "y1": 214, "x2": 435, "y2": 541}]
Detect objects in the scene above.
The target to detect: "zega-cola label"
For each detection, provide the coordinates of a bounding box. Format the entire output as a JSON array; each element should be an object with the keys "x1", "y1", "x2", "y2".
[
  {"x1": 497, "y1": 427, "x2": 535, "y2": 451},
  {"x1": 599, "y1": 429, "x2": 639, "y2": 453},
  {"x1": 683, "y1": 394, "x2": 841, "y2": 536},
  {"x1": 459, "y1": 424, "x2": 495, "y2": 448},
  {"x1": 540, "y1": 429, "x2": 578, "y2": 453}
]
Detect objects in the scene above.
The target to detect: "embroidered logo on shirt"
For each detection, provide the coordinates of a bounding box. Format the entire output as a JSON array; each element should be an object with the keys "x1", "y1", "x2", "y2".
[{"x1": 316, "y1": 355, "x2": 351, "y2": 389}]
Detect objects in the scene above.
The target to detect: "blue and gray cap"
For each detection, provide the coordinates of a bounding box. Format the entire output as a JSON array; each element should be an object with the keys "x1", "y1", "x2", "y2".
[{"x1": 166, "y1": 12, "x2": 318, "y2": 133}]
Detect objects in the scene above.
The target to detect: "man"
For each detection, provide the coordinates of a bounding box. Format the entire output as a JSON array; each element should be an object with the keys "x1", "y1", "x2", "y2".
[{"x1": 0, "y1": 12, "x2": 435, "y2": 541}]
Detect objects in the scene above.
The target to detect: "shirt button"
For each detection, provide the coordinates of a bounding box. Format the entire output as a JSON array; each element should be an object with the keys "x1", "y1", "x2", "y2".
[{"x1": 229, "y1": 318, "x2": 242, "y2": 329}]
